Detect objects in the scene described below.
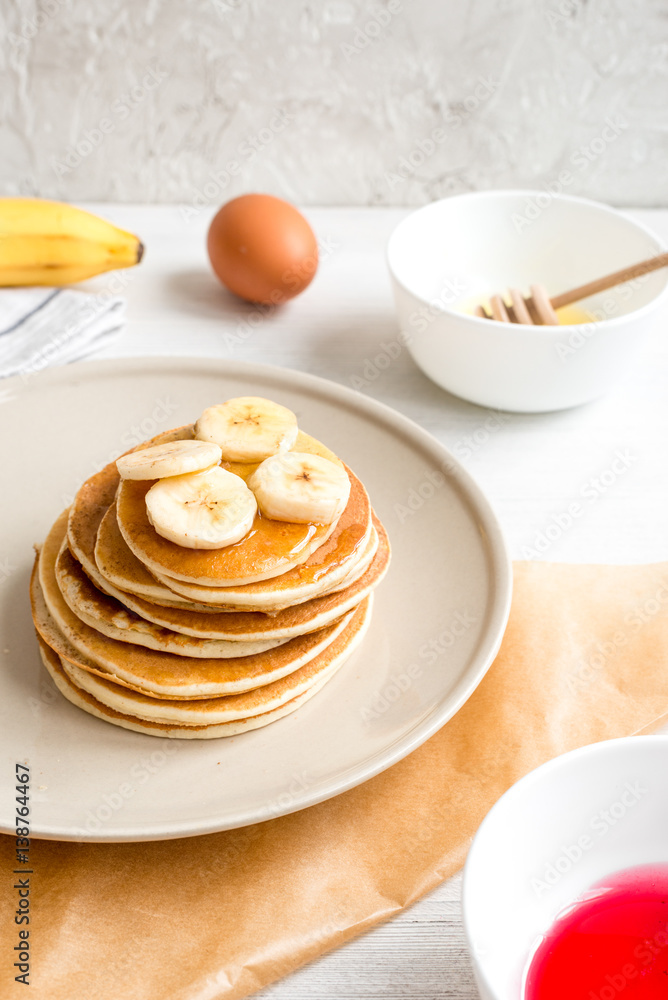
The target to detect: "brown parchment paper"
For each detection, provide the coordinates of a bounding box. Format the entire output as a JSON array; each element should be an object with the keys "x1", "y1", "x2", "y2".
[{"x1": 3, "y1": 559, "x2": 668, "y2": 1000}]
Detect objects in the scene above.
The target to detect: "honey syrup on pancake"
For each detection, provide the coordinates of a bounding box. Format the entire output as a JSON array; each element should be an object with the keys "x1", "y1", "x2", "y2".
[
  {"x1": 207, "y1": 444, "x2": 369, "y2": 578},
  {"x1": 213, "y1": 502, "x2": 369, "y2": 587},
  {"x1": 218, "y1": 454, "x2": 321, "y2": 557},
  {"x1": 222, "y1": 509, "x2": 318, "y2": 558},
  {"x1": 116, "y1": 428, "x2": 369, "y2": 586},
  {"x1": 114, "y1": 479, "x2": 368, "y2": 588},
  {"x1": 119, "y1": 477, "x2": 329, "y2": 580},
  {"x1": 213, "y1": 428, "x2": 348, "y2": 547}
]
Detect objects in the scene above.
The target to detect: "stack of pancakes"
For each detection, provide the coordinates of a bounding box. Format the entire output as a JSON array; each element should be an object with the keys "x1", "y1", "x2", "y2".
[{"x1": 30, "y1": 425, "x2": 390, "y2": 738}]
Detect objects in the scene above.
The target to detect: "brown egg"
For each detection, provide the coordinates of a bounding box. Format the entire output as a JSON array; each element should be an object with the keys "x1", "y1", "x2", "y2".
[{"x1": 207, "y1": 194, "x2": 319, "y2": 305}]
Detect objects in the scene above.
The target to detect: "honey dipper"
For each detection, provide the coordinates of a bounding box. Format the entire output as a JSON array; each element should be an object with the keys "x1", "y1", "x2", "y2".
[{"x1": 474, "y1": 251, "x2": 668, "y2": 324}]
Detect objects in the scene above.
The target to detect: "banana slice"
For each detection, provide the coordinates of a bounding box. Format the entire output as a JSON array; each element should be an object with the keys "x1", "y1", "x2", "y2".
[
  {"x1": 195, "y1": 396, "x2": 298, "y2": 462},
  {"x1": 117, "y1": 440, "x2": 222, "y2": 481},
  {"x1": 146, "y1": 467, "x2": 257, "y2": 549},
  {"x1": 248, "y1": 452, "x2": 350, "y2": 524}
]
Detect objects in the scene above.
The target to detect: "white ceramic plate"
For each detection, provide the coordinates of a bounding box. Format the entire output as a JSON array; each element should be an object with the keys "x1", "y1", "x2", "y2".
[{"x1": 0, "y1": 358, "x2": 511, "y2": 842}]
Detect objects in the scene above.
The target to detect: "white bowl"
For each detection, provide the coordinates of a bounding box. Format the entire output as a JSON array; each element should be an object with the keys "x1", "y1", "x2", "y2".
[
  {"x1": 462, "y1": 736, "x2": 668, "y2": 1000},
  {"x1": 387, "y1": 191, "x2": 668, "y2": 412}
]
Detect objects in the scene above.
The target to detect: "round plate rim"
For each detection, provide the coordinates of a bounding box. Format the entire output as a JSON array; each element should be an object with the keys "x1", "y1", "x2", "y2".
[{"x1": 0, "y1": 356, "x2": 512, "y2": 841}]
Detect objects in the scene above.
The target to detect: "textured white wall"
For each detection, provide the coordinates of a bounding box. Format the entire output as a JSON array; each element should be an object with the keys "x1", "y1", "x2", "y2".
[{"x1": 1, "y1": 0, "x2": 667, "y2": 207}]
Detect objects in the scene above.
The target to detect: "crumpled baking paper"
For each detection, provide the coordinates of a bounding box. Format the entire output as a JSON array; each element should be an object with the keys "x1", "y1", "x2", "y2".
[{"x1": 3, "y1": 559, "x2": 668, "y2": 1000}]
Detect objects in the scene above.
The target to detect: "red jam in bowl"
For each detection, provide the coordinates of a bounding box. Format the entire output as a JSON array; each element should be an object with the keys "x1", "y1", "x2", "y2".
[{"x1": 524, "y1": 864, "x2": 668, "y2": 999}]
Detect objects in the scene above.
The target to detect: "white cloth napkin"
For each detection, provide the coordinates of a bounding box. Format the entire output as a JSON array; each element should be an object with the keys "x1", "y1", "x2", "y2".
[{"x1": 0, "y1": 287, "x2": 126, "y2": 379}]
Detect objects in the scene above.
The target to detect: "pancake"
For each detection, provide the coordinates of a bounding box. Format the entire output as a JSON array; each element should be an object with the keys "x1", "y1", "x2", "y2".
[
  {"x1": 99, "y1": 482, "x2": 372, "y2": 610},
  {"x1": 95, "y1": 501, "x2": 221, "y2": 607},
  {"x1": 56, "y1": 598, "x2": 371, "y2": 726},
  {"x1": 56, "y1": 535, "x2": 287, "y2": 658},
  {"x1": 85, "y1": 519, "x2": 389, "y2": 641},
  {"x1": 150, "y1": 505, "x2": 375, "y2": 611},
  {"x1": 67, "y1": 425, "x2": 204, "y2": 607},
  {"x1": 70, "y1": 466, "x2": 219, "y2": 614},
  {"x1": 32, "y1": 544, "x2": 359, "y2": 698},
  {"x1": 152, "y1": 523, "x2": 379, "y2": 611},
  {"x1": 68, "y1": 425, "x2": 371, "y2": 611},
  {"x1": 115, "y1": 428, "x2": 357, "y2": 587},
  {"x1": 37, "y1": 639, "x2": 346, "y2": 740},
  {"x1": 31, "y1": 408, "x2": 388, "y2": 741}
]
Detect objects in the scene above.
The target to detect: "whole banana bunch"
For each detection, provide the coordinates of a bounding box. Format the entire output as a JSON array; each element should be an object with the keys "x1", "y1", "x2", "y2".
[{"x1": 0, "y1": 198, "x2": 143, "y2": 286}]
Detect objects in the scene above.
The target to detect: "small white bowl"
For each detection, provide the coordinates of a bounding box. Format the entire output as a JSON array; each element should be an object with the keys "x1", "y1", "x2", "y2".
[
  {"x1": 387, "y1": 191, "x2": 668, "y2": 412},
  {"x1": 462, "y1": 736, "x2": 668, "y2": 1000}
]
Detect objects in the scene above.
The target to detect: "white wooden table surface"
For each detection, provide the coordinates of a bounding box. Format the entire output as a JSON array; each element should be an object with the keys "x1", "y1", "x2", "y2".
[{"x1": 84, "y1": 203, "x2": 668, "y2": 999}]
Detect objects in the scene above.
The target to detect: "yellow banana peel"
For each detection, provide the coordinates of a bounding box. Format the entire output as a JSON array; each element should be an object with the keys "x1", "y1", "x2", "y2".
[{"x1": 0, "y1": 198, "x2": 144, "y2": 286}]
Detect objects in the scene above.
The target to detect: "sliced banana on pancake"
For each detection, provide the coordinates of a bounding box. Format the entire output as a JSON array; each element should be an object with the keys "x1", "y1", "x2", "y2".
[
  {"x1": 249, "y1": 452, "x2": 351, "y2": 524},
  {"x1": 117, "y1": 439, "x2": 222, "y2": 481},
  {"x1": 146, "y1": 467, "x2": 256, "y2": 549},
  {"x1": 195, "y1": 396, "x2": 298, "y2": 462}
]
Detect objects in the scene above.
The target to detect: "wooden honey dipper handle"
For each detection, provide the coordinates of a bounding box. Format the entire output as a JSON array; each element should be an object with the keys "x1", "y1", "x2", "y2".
[{"x1": 550, "y1": 251, "x2": 668, "y2": 311}]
